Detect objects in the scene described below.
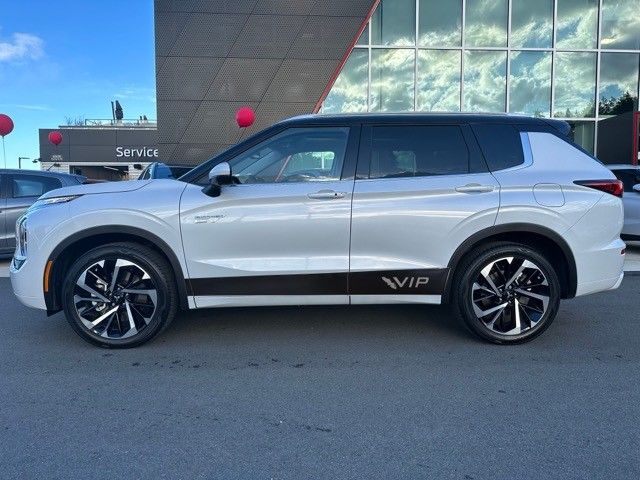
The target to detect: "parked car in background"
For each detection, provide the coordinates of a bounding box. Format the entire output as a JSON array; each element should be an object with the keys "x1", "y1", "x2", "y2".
[
  {"x1": 0, "y1": 169, "x2": 85, "y2": 257},
  {"x1": 10, "y1": 114, "x2": 625, "y2": 348},
  {"x1": 609, "y1": 164, "x2": 640, "y2": 241},
  {"x1": 138, "y1": 162, "x2": 191, "y2": 180}
]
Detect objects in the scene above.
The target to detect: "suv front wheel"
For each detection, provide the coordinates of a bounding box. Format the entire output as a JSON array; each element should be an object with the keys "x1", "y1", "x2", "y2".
[
  {"x1": 61, "y1": 242, "x2": 178, "y2": 348},
  {"x1": 452, "y1": 241, "x2": 561, "y2": 344}
]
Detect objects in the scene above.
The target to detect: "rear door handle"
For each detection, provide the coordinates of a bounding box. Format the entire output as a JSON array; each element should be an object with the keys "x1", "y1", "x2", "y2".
[
  {"x1": 307, "y1": 190, "x2": 346, "y2": 200},
  {"x1": 455, "y1": 183, "x2": 495, "y2": 193}
]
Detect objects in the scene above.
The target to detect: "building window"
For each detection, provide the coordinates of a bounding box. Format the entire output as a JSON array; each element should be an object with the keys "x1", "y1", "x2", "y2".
[
  {"x1": 464, "y1": 0, "x2": 508, "y2": 47},
  {"x1": 600, "y1": 0, "x2": 640, "y2": 50},
  {"x1": 556, "y1": 0, "x2": 598, "y2": 49},
  {"x1": 553, "y1": 52, "x2": 597, "y2": 118},
  {"x1": 418, "y1": 0, "x2": 462, "y2": 47},
  {"x1": 568, "y1": 121, "x2": 595, "y2": 153},
  {"x1": 321, "y1": 0, "x2": 640, "y2": 156},
  {"x1": 417, "y1": 50, "x2": 461, "y2": 111},
  {"x1": 323, "y1": 50, "x2": 368, "y2": 113},
  {"x1": 509, "y1": 51, "x2": 552, "y2": 117},
  {"x1": 510, "y1": 0, "x2": 553, "y2": 48},
  {"x1": 599, "y1": 52, "x2": 640, "y2": 116},
  {"x1": 463, "y1": 50, "x2": 507, "y2": 112},
  {"x1": 370, "y1": 0, "x2": 415, "y2": 46},
  {"x1": 370, "y1": 49, "x2": 414, "y2": 112}
]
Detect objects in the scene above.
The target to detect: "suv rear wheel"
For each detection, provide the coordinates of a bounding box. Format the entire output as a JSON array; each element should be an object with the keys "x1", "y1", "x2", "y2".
[
  {"x1": 61, "y1": 242, "x2": 178, "y2": 348},
  {"x1": 452, "y1": 241, "x2": 560, "y2": 344}
]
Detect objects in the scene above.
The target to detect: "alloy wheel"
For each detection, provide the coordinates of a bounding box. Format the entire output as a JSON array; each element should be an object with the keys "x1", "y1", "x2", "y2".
[
  {"x1": 471, "y1": 256, "x2": 550, "y2": 336},
  {"x1": 73, "y1": 258, "x2": 158, "y2": 339}
]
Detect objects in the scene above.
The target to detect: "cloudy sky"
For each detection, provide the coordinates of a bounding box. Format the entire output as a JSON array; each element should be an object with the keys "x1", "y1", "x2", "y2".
[{"x1": 0, "y1": 0, "x2": 155, "y2": 169}]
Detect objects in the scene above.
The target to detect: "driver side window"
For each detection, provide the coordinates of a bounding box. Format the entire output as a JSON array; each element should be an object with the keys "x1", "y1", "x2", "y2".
[{"x1": 229, "y1": 127, "x2": 349, "y2": 184}]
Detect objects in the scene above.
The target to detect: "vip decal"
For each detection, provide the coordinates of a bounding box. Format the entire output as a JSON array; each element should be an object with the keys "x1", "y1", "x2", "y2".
[{"x1": 381, "y1": 276, "x2": 430, "y2": 290}]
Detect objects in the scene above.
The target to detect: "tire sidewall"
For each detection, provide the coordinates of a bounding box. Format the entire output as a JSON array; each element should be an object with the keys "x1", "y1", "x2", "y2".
[
  {"x1": 457, "y1": 244, "x2": 561, "y2": 344},
  {"x1": 62, "y1": 245, "x2": 172, "y2": 348}
]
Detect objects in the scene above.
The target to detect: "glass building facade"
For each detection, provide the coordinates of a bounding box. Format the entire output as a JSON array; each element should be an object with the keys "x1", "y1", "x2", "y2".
[{"x1": 322, "y1": 0, "x2": 640, "y2": 154}]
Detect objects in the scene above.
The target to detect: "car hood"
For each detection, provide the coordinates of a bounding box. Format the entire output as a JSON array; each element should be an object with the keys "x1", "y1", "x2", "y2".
[{"x1": 40, "y1": 180, "x2": 152, "y2": 199}]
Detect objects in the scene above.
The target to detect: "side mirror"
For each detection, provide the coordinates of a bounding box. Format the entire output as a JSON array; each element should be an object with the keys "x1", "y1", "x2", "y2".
[
  {"x1": 633, "y1": 184, "x2": 640, "y2": 194},
  {"x1": 203, "y1": 162, "x2": 232, "y2": 197}
]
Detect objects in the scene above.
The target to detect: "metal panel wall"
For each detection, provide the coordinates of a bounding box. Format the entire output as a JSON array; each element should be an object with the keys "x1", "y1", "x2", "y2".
[
  {"x1": 39, "y1": 128, "x2": 158, "y2": 164},
  {"x1": 154, "y1": 0, "x2": 375, "y2": 165}
]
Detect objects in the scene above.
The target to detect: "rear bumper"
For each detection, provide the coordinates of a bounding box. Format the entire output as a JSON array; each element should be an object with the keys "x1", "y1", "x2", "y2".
[{"x1": 574, "y1": 238, "x2": 625, "y2": 297}]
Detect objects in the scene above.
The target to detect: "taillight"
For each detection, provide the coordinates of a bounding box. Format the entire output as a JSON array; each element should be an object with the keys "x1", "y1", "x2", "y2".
[{"x1": 574, "y1": 179, "x2": 623, "y2": 198}]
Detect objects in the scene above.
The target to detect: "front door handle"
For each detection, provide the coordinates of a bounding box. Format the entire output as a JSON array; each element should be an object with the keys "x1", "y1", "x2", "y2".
[
  {"x1": 455, "y1": 183, "x2": 495, "y2": 194},
  {"x1": 307, "y1": 190, "x2": 346, "y2": 200}
]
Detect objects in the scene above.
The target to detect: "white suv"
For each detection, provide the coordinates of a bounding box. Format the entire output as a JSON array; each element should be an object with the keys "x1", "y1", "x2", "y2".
[{"x1": 11, "y1": 114, "x2": 625, "y2": 348}]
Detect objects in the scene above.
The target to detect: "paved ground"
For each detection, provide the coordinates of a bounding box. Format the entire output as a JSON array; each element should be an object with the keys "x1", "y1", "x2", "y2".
[{"x1": 1, "y1": 274, "x2": 639, "y2": 479}]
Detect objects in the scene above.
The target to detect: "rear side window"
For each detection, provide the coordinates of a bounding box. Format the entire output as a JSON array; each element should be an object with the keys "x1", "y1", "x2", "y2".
[
  {"x1": 472, "y1": 124, "x2": 524, "y2": 171},
  {"x1": 12, "y1": 175, "x2": 62, "y2": 198},
  {"x1": 369, "y1": 125, "x2": 469, "y2": 179}
]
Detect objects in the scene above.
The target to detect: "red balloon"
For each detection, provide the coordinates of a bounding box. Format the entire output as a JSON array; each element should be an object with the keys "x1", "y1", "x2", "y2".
[
  {"x1": 235, "y1": 107, "x2": 255, "y2": 128},
  {"x1": 48, "y1": 131, "x2": 63, "y2": 146},
  {"x1": 0, "y1": 114, "x2": 14, "y2": 137}
]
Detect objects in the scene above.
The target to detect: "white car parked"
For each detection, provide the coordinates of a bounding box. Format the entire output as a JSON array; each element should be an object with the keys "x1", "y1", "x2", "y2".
[
  {"x1": 11, "y1": 114, "x2": 625, "y2": 348},
  {"x1": 608, "y1": 164, "x2": 640, "y2": 240}
]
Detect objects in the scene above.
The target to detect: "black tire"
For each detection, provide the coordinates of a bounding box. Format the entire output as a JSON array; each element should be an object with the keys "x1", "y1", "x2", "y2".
[
  {"x1": 452, "y1": 241, "x2": 560, "y2": 344},
  {"x1": 61, "y1": 242, "x2": 178, "y2": 348}
]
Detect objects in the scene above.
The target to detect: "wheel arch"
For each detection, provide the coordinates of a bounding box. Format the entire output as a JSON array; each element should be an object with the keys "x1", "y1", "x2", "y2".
[
  {"x1": 44, "y1": 226, "x2": 190, "y2": 313},
  {"x1": 443, "y1": 223, "x2": 577, "y2": 302}
]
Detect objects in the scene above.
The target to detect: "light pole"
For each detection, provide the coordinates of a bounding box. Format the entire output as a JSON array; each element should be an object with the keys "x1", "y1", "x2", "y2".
[{"x1": 18, "y1": 156, "x2": 30, "y2": 169}]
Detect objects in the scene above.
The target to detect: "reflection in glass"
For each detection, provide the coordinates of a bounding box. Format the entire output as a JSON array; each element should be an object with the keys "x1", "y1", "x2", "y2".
[
  {"x1": 553, "y1": 52, "x2": 596, "y2": 118},
  {"x1": 370, "y1": 49, "x2": 415, "y2": 112},
  {"x1": 556, "y1": 0, "x2": 598, "y2": 48},
  {"x1": 371, "y1": 0, "x2": 416, "y2": 46},
  {"x1": 419, "y1": 0, "x2": 462, "y2": 47},
  {"x1": 568, "y1": 121, "x2": 595, "y2": 153},
  {"x1": 463, "y1": 50, "x2": 506, "y2": 112},
  {"x1": 599, "y1": 53, "x2": 640, "y2": 116},
  {"x1": 357, "y1": 25, "x2": 369, "y2": 45},
  {"x1": 601, "y1": 0, "x2": 640, "y2": 50},
  {"x1": 510, "y1": 0, "x2": 553, "y2": 48},
  {"x1": 322, "y1": 50, "x2": 368, "y2": 113},
  {"x1": 417, "y1": 50, "x2": 461, "y2": 111},
  {"x1": 509, "y1": 51, "x2": 551, "y2": 117},
  {"x1": 465, "y1": 0, "x2": 508, "y2": 47}
]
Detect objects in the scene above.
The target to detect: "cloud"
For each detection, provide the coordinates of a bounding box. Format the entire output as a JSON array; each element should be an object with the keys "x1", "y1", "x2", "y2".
[{"x1": 0, "y1": 32, "x2": 44, "y2": 62}]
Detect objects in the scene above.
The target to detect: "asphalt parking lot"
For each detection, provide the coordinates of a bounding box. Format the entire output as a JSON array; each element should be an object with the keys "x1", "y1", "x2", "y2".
[{"x1": 1, "y1": 255, "x2": 640, "y2": 479}]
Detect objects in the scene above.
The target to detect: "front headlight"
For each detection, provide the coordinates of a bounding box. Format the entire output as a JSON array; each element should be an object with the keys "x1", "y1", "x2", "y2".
[
  {"x1": 30, "y1": 194, "x2": 81, "y2": 211},
  {"x1": 16, "y1": 216, "x2": 28, "y2": 259}
]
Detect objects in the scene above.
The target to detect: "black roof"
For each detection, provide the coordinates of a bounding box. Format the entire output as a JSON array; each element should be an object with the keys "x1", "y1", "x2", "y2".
[{"x1": 280, "y1": 112, "x2": 567, "y2": 129}]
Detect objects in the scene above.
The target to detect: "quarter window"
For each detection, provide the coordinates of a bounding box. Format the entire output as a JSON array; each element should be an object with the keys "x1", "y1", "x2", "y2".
[
  {"x1": 12, "y1": 175, "x2": 62, "y2": 198},
  {"x1": 472, "y1": 124, "x2": 524, "y2": 171},
  {"x1": 369, "y1": 125, "x2": 470, "y2": 179},
  {"x1": 228, "y1": 127, "x2": 349, "y2": 184}
]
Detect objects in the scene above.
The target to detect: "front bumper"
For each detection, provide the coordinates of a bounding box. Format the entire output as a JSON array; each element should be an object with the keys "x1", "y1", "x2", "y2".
[{"x1": 10, "y1": 257, "x2": 47, "y2": 310}]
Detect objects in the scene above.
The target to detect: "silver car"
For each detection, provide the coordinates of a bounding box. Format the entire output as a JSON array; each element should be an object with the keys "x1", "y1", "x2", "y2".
[
  {"x1": 0, "y1": 169, "x2": 84, "y2": 256},
  {"x1": 609, "y1": 164, "x2": 640, "y2": 241}
]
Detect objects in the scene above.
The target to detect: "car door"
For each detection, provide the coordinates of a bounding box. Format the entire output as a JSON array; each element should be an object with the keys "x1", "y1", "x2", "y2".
[
  {"x1": 349, "y1": 123, "x2": 500, "y2": 303},
  {"x1": 4, "y1": 173, "x2": 63, "y2": 249},
  {"x1": 614, "y1": 168, "x2": 640, "y2": 237},
  {"x1": 0, "y1": 174, "x2": 6, "y2": 250},
  {"x1": 180, "y1": 125, "x2": 359, "y2": 308}
]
